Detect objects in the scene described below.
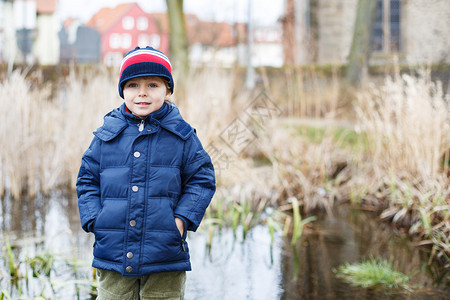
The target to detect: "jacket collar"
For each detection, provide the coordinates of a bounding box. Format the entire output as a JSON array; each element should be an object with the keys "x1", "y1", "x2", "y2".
[{"x1": 93, "y1": 102, "x2": 194, "y2": 142}]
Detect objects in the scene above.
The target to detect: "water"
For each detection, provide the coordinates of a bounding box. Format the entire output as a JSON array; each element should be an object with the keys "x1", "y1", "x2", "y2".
[
  {"x1": 279, "y1": 206, "x2": 449, "y2": 299},
  {"x1": 0, "y1": 193, "x2": 448, "y2": 299},
  {"x1": 186, "y1": 225, "x2": 282, "y2": 299}
]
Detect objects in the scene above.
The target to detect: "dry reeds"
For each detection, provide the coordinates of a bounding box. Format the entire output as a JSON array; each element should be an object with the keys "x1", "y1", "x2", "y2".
[
  {"x1": 256, "y1": 121, "x2": 345, "y2": 213},
  {"x1": 353, "y1": 71, "x2": 450, "y2": 263},
  {"x1": 0, "y1": 67, "x2": 121, "y2": 198},
  {"x1": 0, "y1": 70, "x2": 55, "y2": 198},
  {"x1": 355, "y1": 71, "x2": 449, "y2": 179},
  {"x1": 53, "y1": 67, "x2": 122, "y2": 190},
  {"x1": 0, "y1": 65, "x2": 448, "y2": 264},
  {"x1": 259, "y1": 66, "x2": 341, "y2": 119}
]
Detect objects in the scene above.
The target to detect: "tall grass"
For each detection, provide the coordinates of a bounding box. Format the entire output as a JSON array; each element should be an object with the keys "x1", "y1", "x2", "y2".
[
  {"x1": 0, "y1": 70, "x2": 55, "y2": 198},
  {"x1": 0, "y1": 65, "x2": 448, "y2": 264},
  {"x1": 355, "y1": 71, "x2": 449, "y2": 179},
  {"x1": 0, "y1": 66, "x2": 341, "y2": 198},
  {"x1": 54, "y1": 67, "x2": 122, "y2": 190},
  {"x1": 259, "y1": 66, "x2": 342, "y2": 118},
  {"x1": 353, "y1": 72, "x2": 450, "y2": 264},
  {"x1": 0, "y1": 67, "x2": 121, "y2": 198}
]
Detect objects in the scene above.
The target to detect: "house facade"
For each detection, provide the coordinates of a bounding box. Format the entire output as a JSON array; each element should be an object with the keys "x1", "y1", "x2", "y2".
[
  {"x1": 252, "y1": 25, "x2": 284, "y2": 67},
  {"x1": 33, "y1": 0, "x2": 59, "y2": 65},
  {"x1": 188, "y1": 17, "x2": 283, "y2": 68},
  {"x1": 0, "y1": 0, "x2": 17, "y2": 63},
  {"x1": 1, "y1": 1, "x2": 282, "y2": 68},
  {"x1": 87, "y1": 3, "x2": 169, "y2": 66},
  {"x1": 59, "y1": 18, "x2": 101, "y2": 64},
  {"x1": 186, "y1": 16, "x2": 245, "y2": 67},
  {"x1": 0, "y1": 0, "x2": 59, "y2": 65},
  {"x1": 293, "y1": 0, "x2": 450, "y2": 65},
  {"x1": 152, "y1": 13, "x2": 283, "y2": 68}
]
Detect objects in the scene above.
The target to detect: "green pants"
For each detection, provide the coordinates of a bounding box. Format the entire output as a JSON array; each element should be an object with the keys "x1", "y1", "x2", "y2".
[{"x1": 96, "y1": 269, "x2": 186, "y2": 300}]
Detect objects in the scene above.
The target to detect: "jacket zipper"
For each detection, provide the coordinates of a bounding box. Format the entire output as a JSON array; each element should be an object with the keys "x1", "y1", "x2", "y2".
[
  {"x1": 180, "y1": 227, "x2": 186, "y2": 251},
  {"x1": 138, "y1": 119, "x2": 145, "y2": 132},
  {"x1": 181, "y1": 239, "x2": 186, "y2": 251}
]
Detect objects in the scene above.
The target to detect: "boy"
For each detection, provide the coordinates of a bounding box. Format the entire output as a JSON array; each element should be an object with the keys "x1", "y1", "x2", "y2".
[{"x1": 76, "y1": 46, "x2": 216, "y2": 299}]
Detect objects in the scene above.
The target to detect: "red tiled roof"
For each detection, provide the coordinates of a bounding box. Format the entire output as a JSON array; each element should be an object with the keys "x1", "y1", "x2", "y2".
[
  {"x1": 151, "y1": 13, "x2": 200, "y2": 35},
  {"x1": 192, "y1": 21, "x2": 247, "y2": 47},
  {"x1": 151, "y1": 13, "x2": 247, "y2": 47},
  {"x1": 151, "y1": 13, "x2": 170, "y2": 34},
  {"x1": 88, "y1": 3, "x2": 250, "y2": 47},
  {"x1": 87, "y1": 3, "x2": 136, "y2": 33},
  {"x1": 36, "y1": 0, "x2": 58, "y2": 14},
  {"x1": 189, "y1": 21, "x2": 232, "y2": 47}
]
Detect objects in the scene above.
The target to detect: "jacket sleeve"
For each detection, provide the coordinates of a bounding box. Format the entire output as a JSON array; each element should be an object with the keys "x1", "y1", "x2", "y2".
[
  {"x1": 174, "y1": 134, "x2": 216, "y2": 232},
  {"x1": 76, "y1": 138, "x2": 102, "y2": 233}
]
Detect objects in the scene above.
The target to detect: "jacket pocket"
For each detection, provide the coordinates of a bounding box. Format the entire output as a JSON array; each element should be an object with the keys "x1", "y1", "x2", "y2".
[
  {"x1": 93, "y1": 230, "x2": 125, "y2": 263},
  {"x1": 142, "y1": 197, "x2": 190, "y2": 264},
  {"x1": 172, "y1": 217, "x2": 187, "y2": 252},
  {"x1": 92, "y1": 208, "x2": 103, "y2": 232},
  {"x1": 142, "y1": 230, "x2": 189, "y2": 264},
  {"x1": 94, "y1": 199, "x2": 127, "y2": 230}
]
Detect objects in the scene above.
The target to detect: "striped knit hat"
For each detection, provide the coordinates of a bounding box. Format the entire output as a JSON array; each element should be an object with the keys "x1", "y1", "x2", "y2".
[{"x1": 118, "y1": 46, "x2": 173, "y2": 98}]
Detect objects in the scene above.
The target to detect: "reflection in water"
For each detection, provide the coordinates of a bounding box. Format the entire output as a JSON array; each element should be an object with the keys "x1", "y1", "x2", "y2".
[
  {"x1": 0, "y1": 192, "x2": 94, "y2": 299},
  {"x1": 1, "y1": 193, "x2": 283, "y2": 299},
  {"x1": 186, "y1": 225, "x2": 283, "y2": 300},
  {"x1": 280, "y1": 206, "x2": 449, "y2": 300},
  {"x1": 0, "y1": 193, "x2": 48, "y2": 235},
  {"x1": 1, "y1": 194, "x2": 448, "y2": 299}
]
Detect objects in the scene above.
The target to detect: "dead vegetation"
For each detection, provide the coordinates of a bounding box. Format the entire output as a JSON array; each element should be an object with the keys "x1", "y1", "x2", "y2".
[{"x1": 0, "y1": 65, "x2": 448, "y2": 264}]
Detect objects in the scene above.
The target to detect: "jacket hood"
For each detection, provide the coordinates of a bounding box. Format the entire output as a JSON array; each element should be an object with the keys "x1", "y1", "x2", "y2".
[{"x1": 93, "y1": 102, "x2": 194, "y2": 142}]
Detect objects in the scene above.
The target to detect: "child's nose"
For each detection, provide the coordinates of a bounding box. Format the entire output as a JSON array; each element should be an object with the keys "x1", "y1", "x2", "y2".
[{"x1": 138, "y1": 86, "x2": 148, "y2": 97}]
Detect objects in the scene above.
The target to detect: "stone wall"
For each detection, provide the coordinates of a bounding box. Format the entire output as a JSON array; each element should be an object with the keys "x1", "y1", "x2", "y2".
[
  {"x1": 316, "y1": 0, "x2": 357, "y2": 64},
  {"x1": 312, "y1": 0, "x2": 449, "y2": 65},
  {"x1": 402, "y1": 0, "x2": 450, "y2": 64}
]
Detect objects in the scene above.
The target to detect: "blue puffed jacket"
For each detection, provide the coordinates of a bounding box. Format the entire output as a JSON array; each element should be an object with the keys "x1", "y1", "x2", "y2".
[{"x1": 76, "y1": 102, "x2": 215, "y2": 276}]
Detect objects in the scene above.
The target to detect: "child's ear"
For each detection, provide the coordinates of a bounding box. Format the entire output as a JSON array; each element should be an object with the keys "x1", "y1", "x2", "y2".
[{"x1": 165, "y1": 92, "x2": 172, "y2": 100}]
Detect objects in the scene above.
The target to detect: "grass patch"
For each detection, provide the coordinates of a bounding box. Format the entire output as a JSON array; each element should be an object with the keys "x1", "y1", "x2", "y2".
[
  {"x1": 335, "y1": 258, "x2": 411, "y2": 290},
  {"x1": 293, "y1": 124, "x2": 369, "y2": 151}
]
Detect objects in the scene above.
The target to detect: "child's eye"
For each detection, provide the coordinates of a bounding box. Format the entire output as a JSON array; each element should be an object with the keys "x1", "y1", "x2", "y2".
[
  {"x1": 149, "y1": 83, "x2": 157, "y2": 88},
  {"x1": 128, "y1": 83, "x2": 137, "y2": 88}
]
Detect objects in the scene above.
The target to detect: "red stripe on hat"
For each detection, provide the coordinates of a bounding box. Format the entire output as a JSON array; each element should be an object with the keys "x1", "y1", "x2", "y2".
[{"x1": 120, "y1": 54, "x2": 171, "y2": 76}]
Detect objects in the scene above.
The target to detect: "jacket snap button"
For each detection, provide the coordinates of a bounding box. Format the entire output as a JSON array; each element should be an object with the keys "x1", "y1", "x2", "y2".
[
  {"x1": 126, "y1": 266, "x2": 133, "y2": 273},
  {"x1": 132, "y1": 186, "x2": 138, "y2": 192},
  {"x1": 147, "y1": 128, "x2": 152, "y2": 132},
  {"x1": 134, "y1": 151, "x2": 140, "y2": 158},
  {"x1": 129, "y1": 220, "x2": 136, "y2": 227},
  {"x1": 127, "y1": 252, "x2": 134, "y2": 259}
]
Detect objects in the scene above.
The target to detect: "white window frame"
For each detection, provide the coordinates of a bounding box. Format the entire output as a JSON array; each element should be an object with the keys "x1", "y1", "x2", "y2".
[
  {"x1": 104, "y1": 52, "x2": 123, "y2": 66},
  {"x1": 109, "y1": 33, "x2": 121, "y2": 49},
  {"x1": 122, "y1": 16, "x2": 134, "y2": 30},
  {"x1": 138, "y1": 34, "x2": 150, "y2": 48},
  {"x1": 150, "y1": 34, "x2": 160, "y2": 49},
  {"x1": 137, "y1": 17, "x2": 148, "y2": 30},
  {"x1": 121, "y1": 33, "x2": 132, "y2": 49}
]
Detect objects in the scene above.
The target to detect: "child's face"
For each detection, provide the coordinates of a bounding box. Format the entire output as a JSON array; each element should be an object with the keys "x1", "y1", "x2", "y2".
[{"x1": 123, "y1": 76, "x2": 171, "y2": 118}]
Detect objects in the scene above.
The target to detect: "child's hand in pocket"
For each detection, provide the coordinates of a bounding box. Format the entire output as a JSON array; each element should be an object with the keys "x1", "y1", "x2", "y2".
[{"x1": 175, "y1": 217, "x2": 184, "y2": 237}]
